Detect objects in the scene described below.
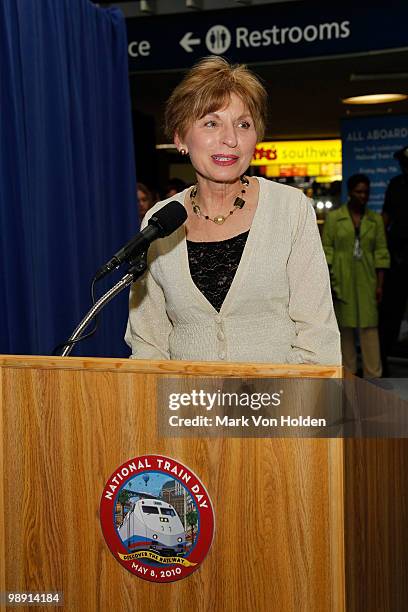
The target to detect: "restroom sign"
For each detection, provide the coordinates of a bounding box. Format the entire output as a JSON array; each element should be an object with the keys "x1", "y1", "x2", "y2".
[{"x1": 126, "y1": 2, "x2": 408, "y2": 72}]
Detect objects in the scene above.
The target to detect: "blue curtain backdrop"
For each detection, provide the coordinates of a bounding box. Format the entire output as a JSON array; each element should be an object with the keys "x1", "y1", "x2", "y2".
[{"x1": 0, "y1": 0, "x2": 138, "y2": 357}]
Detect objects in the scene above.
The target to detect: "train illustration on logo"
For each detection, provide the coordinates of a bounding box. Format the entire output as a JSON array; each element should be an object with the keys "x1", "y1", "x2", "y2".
[{"x1": 119, "y1": 497, "x2": 188, "y2": 556}]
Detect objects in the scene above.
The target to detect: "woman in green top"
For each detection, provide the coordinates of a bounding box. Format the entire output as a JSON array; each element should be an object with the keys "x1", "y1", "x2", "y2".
[{"x1": 322, "y1": 174, "x2": 390, "y2": 377}]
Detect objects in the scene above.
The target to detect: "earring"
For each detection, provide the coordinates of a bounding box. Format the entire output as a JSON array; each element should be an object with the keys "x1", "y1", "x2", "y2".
[{"x1": 180, "y1": 148, "x2": 187, "y2": 156}]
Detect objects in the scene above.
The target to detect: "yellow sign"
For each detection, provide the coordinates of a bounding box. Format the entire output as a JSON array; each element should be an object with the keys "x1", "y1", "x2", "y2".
[
  {"x1": 252, "y1": 140, "x2": 342, "y2": 166},
  {"x1": 118, "y1": 550, "x2": 197, "y2": 567}
]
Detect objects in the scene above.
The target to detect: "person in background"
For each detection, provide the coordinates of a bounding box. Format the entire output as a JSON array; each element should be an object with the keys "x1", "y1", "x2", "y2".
[
  {"x1": 164, "y1": 178, "x2": 187, "y2": 199},
  {"x1": 322, "y1": 174, "x2": 390, "y2": 377},
  {"x1": 137, "y1": 182, "x2": 155, "y2": 221},
  {"x1": 126, "y1": 57, "x2": 340, "y2": 365},
  {"x1": 379, "y1": 145, "x2": 408, "y2": 375}
]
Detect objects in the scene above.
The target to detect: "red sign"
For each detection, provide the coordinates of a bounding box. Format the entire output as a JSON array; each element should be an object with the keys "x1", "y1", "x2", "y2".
[{"x1": 100, "y1": 455, "x2": 215, "y2": 583}]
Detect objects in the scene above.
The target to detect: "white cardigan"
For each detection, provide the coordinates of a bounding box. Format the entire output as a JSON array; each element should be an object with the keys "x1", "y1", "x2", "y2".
[{"x1": 125, "y1": 177, "x2": 341, "y2": 365}]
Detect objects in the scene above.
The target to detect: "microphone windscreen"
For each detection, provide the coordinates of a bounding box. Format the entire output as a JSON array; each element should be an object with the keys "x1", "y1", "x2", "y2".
[{"x1": 148, "y1": 201, "x2": 188, "y2": 237}]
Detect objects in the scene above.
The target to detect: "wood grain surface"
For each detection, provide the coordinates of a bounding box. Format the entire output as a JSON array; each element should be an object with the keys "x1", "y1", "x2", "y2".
[
  {"x1": 0, "y1": 357, "x2": 344, "y2": 612},
  {"x1": 345, "y1": 439, "x2": 408, "y2": 612},
  {"x1": 0, "y1": 355, "x2": 343, "y2": 378}
]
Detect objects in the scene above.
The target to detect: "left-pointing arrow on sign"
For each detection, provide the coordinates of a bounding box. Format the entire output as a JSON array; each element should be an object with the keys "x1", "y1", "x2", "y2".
[{"x1": 180, "y1": 32, "x2": 201, "y2": 53}]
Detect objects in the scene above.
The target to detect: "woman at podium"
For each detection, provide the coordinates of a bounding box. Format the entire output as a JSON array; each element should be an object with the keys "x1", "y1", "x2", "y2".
[{"x1": 125, "y1": 57, "x2": 340, "y2": 365}]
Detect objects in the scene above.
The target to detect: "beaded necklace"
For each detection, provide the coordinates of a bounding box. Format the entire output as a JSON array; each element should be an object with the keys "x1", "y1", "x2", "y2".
[{"x1": 190, "y1": 175, "x2": 249, "y2": 225}]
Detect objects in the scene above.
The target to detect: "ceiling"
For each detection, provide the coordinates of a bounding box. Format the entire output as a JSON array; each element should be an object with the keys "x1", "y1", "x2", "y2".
[{"x1": 129, "y1": 48, "x2": 408, "y2": 143}]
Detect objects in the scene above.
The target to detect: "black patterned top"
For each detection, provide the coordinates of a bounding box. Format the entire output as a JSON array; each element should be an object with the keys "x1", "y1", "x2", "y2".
[{"x1": 186, "y1": 230, "x2": 250, "y2": 312}]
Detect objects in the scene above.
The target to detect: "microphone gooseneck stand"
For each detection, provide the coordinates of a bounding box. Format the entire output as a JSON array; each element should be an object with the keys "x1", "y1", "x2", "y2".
[{"x1": 60, "y1": 253, "x2": 147, "y2": 357}]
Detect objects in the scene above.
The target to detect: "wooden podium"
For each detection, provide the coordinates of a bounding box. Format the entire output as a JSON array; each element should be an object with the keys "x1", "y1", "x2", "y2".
[{"x1": 0, "y1": 356, "x2": 407, "y2": 611}]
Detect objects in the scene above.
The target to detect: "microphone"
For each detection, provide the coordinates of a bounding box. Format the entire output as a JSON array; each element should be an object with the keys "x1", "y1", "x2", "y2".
[{"x1": 95, "y1": 200, "x2": 187, "y2": 281}]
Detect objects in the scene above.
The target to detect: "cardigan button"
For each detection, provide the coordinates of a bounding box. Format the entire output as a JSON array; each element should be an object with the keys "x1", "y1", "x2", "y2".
[{"x1": 218, "y1": 351, "x2": 226, "y2": 360}]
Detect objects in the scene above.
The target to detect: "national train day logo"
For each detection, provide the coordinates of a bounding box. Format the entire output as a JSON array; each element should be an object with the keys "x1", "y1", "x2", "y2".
[{"x1": 100, "y1": 455, "x2": 215, "y2": 583}]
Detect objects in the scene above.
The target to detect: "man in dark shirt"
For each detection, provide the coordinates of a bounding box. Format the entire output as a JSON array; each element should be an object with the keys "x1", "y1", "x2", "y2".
[{"x1": 380, "y1": 145, "x2": 408, "y2": 374}]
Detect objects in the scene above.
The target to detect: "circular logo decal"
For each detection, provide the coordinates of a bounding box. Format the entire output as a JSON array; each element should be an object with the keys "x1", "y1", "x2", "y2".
[
  {"x1": 100, "y1": 455, "x2": 215, "y2": 583},
  {"x1": 205, "y1": 25, "x2": 232, "y2": 54}
]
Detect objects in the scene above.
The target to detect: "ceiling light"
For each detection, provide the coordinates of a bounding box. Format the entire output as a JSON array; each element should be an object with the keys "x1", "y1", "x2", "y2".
[
  {"x1": 140, "y1": 1, "x2": 155, "y2": 13},
  {"x1": 342, "y1": 93, "x2": 407, "y2": 105}
]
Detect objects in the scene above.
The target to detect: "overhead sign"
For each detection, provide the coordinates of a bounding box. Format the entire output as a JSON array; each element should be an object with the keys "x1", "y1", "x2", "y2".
[
  {"x1": 126, "y1": 2, "x2": 408, "y2": 72},
  {"x1": 341, "y1": 115, "x2": 408, "y2": 212},
  {"x1": 252, "y1": 140, "x2": 342, "y2": 178},
  {"x1": 252, "y1": 140, "x2": 342, "y2": 165}
]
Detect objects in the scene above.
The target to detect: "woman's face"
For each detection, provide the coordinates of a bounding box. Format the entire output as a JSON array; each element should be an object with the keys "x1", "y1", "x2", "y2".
[
  {"x1": 175, "y1": 93, "x2": 258, "y2": 184},
  {"x1": 349, "y1": 182, "x2": 369, "y2": 206}
]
